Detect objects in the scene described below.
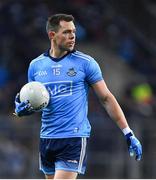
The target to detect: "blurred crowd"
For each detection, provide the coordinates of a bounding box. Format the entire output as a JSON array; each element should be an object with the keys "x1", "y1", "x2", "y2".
[
  {"x1": 0, "y1": 0, "x2": 156, "y2": 178},
  {"x1": 0, "y1": 0, "x2": 156, "y2": 114}
]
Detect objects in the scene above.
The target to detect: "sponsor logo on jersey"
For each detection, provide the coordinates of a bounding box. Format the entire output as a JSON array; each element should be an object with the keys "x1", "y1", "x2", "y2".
[
  {"x1": 34, "y1": 71, "x2": 47, "y2": 76},
  {"x1": 51, "y1": 64, "x2": 62, "y2": 68},
  {"x1": 67, "y1": 68, "x2": 77, "y2": 77},
  {"x1": 45, "y1": 81, "x2": 73, "y2": 98}
]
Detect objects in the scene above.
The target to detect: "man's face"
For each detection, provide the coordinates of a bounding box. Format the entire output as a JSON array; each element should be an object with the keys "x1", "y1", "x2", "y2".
[{"x1": 53, "y1": 20, "x2": 76, "y2": 51}]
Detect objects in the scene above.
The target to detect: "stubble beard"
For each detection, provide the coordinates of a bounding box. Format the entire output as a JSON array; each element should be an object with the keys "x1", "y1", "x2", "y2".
[{"x1": 60, "y1": 44, "x2": 74, "y2": 52}]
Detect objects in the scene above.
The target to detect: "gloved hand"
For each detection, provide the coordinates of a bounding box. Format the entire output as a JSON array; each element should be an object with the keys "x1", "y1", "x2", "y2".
[
  {"x1": 125, "y1": 132, "x2": 142, "y2": 161},
  {"x1": 14, "y1": 93, "x2": 34, "y2": 117}
]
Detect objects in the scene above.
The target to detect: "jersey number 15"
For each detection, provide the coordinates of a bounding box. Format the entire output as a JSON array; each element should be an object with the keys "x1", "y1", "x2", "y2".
[{"x1": 53, "y1": 68, "x2": 60, "y2": 76}]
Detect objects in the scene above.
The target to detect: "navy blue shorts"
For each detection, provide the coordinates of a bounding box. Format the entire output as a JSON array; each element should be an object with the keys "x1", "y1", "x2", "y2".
[{"x1": 39, "y1": 137, "x2": 88, "y2": 175}]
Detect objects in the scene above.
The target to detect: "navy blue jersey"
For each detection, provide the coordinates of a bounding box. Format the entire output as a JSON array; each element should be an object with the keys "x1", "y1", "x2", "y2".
[{"x1": 28, "y1": 50, "x2": 103, "y2": 138}]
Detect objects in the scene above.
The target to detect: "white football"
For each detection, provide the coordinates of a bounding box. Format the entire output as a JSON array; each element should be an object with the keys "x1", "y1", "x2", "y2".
[{"x1": 19, "y1": 81, "x2": 50, "y2": 111}]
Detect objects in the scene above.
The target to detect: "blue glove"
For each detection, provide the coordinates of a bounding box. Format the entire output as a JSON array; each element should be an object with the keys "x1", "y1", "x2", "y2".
[
  {"x1": 125, "y1": 132, "x2": 142, "y2": 161},
  {"x1": 14, "y1": 93, "x2": 34, "y2": 117}
]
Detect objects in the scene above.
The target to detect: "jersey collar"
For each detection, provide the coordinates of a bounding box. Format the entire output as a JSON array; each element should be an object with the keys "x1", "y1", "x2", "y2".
[{"x1": 44, "y1": 49, "x2": 76, "y2": 62}]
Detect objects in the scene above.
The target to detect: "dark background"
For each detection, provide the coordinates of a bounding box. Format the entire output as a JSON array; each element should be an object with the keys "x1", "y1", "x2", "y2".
[{"x1": 0, "y1": 0, "x2": 156, "y2": 178}]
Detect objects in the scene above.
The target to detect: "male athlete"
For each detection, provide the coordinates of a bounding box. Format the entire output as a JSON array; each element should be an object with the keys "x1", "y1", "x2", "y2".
[{"x1": 14, "y1": 14, "x2": 142, "y2": 179}]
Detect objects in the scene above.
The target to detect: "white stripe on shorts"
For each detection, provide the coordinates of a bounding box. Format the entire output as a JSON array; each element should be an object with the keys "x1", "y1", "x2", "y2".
[
  {"x1": 39, "y1": 152, "x2": 42, "y2": 170},
  {"x1": 78, "y1": 137, "x2": 87, "y2": 173}
]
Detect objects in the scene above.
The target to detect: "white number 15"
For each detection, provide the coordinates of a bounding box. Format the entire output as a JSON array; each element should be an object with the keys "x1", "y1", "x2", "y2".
[{"x1": 53, "y1": 68, "x2": 60, "y2": 76}]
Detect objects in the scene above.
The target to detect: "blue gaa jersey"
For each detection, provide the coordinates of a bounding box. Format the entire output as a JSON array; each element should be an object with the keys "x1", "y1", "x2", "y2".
[{"x1": 28, "y1": 50, "x2": 103, "y2": 138}]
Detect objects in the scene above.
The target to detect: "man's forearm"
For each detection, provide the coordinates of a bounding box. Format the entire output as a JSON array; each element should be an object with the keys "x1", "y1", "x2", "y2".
[{"x1": 100, "y1": 92, "x2": 129, "y2": 130}]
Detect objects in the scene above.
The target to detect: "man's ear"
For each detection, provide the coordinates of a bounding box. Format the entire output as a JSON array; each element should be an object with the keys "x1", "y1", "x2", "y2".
[{"x1": 48, "y1": 31, "x2": 55, "y2": 40}]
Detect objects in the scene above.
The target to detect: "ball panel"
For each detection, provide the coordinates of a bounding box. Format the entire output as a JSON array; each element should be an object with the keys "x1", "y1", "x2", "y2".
[{"x1": 19, "y1": 81, "x2": 50, "y2": 111}]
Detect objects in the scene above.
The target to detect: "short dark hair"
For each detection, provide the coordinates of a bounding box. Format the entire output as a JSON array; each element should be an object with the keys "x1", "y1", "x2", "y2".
[{"x1": 46, "y1": 13, "x2": 74, "y2": 33}]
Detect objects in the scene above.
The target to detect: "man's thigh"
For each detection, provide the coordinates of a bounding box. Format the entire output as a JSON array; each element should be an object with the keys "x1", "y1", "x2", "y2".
[
  {"x1": 45, "y1": 170, "x2": 77, "y2": 179},
  {"x1": 54, "y1": 170, "x2": 78, "y2": 179}
]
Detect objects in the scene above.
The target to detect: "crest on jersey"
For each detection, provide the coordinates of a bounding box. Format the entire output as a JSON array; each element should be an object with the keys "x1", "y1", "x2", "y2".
[{"x1": 67, "y1": 68, "x2": 77, "y2": 77}]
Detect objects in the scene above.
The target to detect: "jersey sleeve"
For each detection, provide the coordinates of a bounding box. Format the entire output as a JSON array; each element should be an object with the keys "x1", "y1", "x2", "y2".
[
  {"x1": 85, "y1": 58, "x2": 103, "y2": 85},
  {"x1": 28, "y1": 63, "x2": 35, "y2": 82}
]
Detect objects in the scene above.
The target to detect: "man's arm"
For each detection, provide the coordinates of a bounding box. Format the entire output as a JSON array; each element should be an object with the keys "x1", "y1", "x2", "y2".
[
  {"x1": 92, "y1": 80, "x2": 142, "y2": 161},
  {"x1": 92, "y1": 80, "x2": 128, "y2": 130}
]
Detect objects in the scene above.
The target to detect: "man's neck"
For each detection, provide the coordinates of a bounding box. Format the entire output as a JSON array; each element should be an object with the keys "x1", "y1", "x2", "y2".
[{"x1": 50, "y1": 48, "x2": 68, "y2": 58}]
